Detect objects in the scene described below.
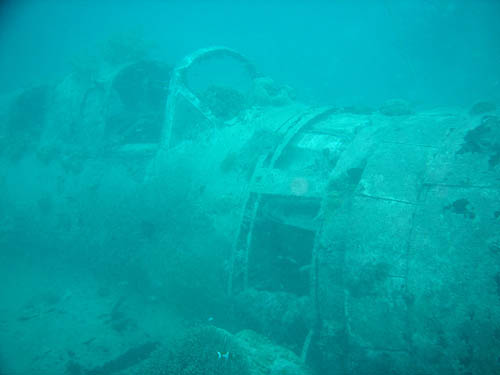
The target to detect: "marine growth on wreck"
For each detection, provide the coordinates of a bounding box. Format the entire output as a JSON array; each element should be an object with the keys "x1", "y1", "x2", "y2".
[{"x1": 0, "y1": 2, "x2": 499, "y2": 375}]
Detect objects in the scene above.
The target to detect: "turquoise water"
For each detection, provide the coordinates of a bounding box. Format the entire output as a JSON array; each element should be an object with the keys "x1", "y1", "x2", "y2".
[
  {"x1": 0, "y1": 1, "x2": 499, "y2": 374},
  {"x1": 1, "y1": 1, "x2": 499, "y2": 106}
]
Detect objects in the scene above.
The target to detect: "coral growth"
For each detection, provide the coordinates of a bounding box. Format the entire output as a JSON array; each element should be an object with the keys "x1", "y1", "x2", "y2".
[
  {"x1": 250, "y1": 77, "x2": 294, "y2": 107},
  {"x1": 161, "y1": 326, "x2": 311, "y2": 375},
  {"x1": 469, "y1": 101, "x2": 497, "y2": 116},
  {"x1": 201, "y1": 85, "x2": 247, "y2": 121},
  {"x1": 166, "y1": 326, "x2": 250, "y2": 375},
  {"x1": 457, "y1": 115, "x2": 500, "y2": 168}
]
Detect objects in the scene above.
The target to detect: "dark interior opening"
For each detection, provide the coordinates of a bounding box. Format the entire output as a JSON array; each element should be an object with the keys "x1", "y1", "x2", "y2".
[
  {"x1": 107, "y1": 60, "x2": 171, "y2": 145},
  {"x1": 248, "y1": 199, "x2": 316, "y2": 296},
  {"x1": 5, "y1": 85, "x2": 48, "y2": 159}
]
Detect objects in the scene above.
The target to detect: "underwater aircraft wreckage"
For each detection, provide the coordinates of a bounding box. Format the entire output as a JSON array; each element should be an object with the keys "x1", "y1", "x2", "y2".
[{"x1": 1, "y1": 47, "x2": 499, "y2": 374}]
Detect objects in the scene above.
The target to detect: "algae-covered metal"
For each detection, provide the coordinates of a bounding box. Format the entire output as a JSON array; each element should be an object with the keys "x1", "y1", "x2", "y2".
[{"x1": 1, "y1": 47, "x2": 499, "y2": 375}]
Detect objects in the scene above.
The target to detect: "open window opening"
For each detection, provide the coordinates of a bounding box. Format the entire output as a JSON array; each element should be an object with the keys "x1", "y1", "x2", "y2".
[{"x1": 166, "y1": 47, "x2": 257, "y2": 147}]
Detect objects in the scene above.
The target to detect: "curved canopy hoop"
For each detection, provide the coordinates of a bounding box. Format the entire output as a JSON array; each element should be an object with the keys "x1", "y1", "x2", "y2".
[{"x1": 162, "y1": 46, "x2": 258, "y2": 148}]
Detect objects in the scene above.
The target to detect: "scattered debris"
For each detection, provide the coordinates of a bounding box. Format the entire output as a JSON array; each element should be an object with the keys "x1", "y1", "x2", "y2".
[
  {"x1": 101, "y1": 297, "x2": 136, "y2": 333},
  {"x1": 86, "y1": 341, "x2": 159, "y2": 375}
]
